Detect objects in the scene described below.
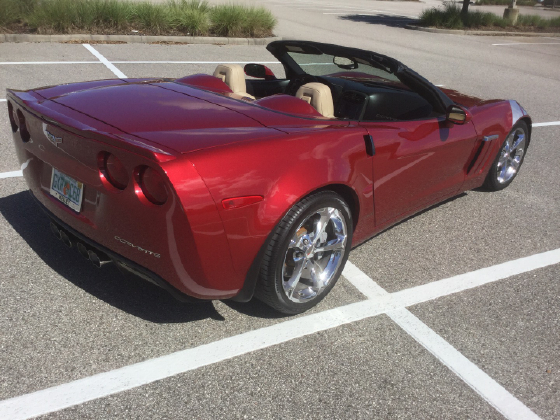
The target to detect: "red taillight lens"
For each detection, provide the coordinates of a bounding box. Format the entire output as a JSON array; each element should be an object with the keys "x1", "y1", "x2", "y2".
[
  {"x1": 138, "y1": 166, "x2": 168, "y2": 205},
  {"x1": 7, "y1": 101, "x2": 18, "y2": 133},
  {"x1": 16, "y1": 109, "x2": 30, "y2": 142},
  {"x1": 99, "y1": 152, "x2": 129, "y2": 190}
]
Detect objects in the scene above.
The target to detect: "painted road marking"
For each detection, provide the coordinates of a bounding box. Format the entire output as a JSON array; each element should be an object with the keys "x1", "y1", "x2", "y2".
[
  {"x1": 0, "y1": 62, "x2": 101, "y2": 65},
  {"x1": 0, "y1": 61, "x2": 280, "y2": 65},
  {"x1": 82, "y1": 44, "x2": 127, "y2": 79},
  {"x1": 344, "y1": 259, "x2": 549, "y2": 420},
  {"x1": 111, "y1": 61, "x2": 281, "y2": 64},
  {"x1": 323, "y1": 12, "x2": 418, "y2": 18},
  {"x1": 388, "y1": 309, "x2": 540, "y2": 420},
  {"x1": 0, "y1": 99, "x2": 6, "y2": 102},
  {"x1": 533, "y1": 121, "x2": 560, "y2": 127},
  {"x1": 492, "y1": 42, "x2": 560, "y2": 46},
  {"x1": 0, "y1": 170, "x2": 23, "y2": 179},
  {"x1": 1, "y1": 249, "x2": 557, "y2": 420}
]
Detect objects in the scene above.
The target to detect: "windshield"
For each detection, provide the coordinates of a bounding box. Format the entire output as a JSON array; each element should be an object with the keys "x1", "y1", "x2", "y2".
[{"x1": 286, "y1": 50, "x2": 401, "y2": 84}]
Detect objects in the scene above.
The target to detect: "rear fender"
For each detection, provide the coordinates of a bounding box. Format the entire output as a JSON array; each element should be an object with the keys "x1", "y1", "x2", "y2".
[{"x1": 190, "y1": 127, "x2": 375, "y2": 299}]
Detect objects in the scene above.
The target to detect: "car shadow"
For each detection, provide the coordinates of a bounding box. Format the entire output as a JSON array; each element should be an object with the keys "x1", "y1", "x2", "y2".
[
  {"x1": 338, "y1": 14, "x2": 419, "y2": 29},
  {"x1": 0, "y1": 191, "x2": 225, "y2": 324},
  {"x1": 351, "y1": 192, "x2": 468, "y2": 251},
  {"x1": 223, "y1": 299, "x2": 292, "y2": 319}
]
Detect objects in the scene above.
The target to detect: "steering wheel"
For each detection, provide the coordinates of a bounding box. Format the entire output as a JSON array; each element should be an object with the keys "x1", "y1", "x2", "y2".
[{"x1": 285, "y1": 74, "x2": 318, "y2": 96}]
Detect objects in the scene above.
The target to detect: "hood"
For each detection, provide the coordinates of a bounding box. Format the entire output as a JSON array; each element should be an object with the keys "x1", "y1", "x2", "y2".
[{"x1": 45, "y1": 81, "x2": 286, "y2": 153}]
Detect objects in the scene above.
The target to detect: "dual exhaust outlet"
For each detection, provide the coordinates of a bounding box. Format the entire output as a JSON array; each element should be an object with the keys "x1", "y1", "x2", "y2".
[{"x1": 50, "y1": 222, "x2": 112, "y2": 268}]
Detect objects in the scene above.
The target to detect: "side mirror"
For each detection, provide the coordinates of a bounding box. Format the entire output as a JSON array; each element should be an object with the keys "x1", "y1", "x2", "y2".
[
  {"x1": 333, "y1": 56, "x2": 358, "y2": 70},
  {"x1": 446, "y1": 105, "x2": 472, "y2": 125},
  {"x1": 244, "y1": 63, "x2": 277, "y2": 80}
]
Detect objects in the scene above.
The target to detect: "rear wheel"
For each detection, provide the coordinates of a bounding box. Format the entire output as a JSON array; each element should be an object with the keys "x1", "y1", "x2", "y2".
[
  {"x1": 483, "y1": 121, "x2": 528, "y2": 191},
  {"x1": 255, "y1": 191, "x2": 353, "y2": 315}
]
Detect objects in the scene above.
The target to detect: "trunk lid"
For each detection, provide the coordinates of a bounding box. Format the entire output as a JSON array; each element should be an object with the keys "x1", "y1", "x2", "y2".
[{"x1": 45, "y1": 81, "x2": 287, "y2": 154}]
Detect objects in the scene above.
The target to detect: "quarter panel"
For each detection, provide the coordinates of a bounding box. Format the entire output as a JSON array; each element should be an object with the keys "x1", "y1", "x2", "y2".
[{"x1": 189, "y1": 126, "x2": 374, "y2": 279}]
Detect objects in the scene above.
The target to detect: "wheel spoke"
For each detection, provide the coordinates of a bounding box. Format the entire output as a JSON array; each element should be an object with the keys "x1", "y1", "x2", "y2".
[
  {"x1": 504, "y1": 135, "x2": 513, "y2": 153},
  {"x1": 511, "y1": 133, "x2": 525, "y2": 151},
  {"x1": 284, "y1": 259, "x2": 305, "y2": 299},
  {"x1": 511, "y1": 159, "x2": 521, "y2": 170},
  {"x1": 315, "y1": 234, "x2": 346, "y2": 253},
  {"x1": 310, "y1": 261, "x2": 326, "y2": 291},
  {"x1": 499, "y1": 163, "x2": 508, "y2": 181},
  {"x1": 313, "y1": 208, "x2": 332, "y2": 244}
]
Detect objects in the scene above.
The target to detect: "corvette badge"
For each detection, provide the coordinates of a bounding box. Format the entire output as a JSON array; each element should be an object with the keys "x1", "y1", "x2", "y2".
[{"x1": 43, "y1": 124, "x2": 62, "y2": 146}]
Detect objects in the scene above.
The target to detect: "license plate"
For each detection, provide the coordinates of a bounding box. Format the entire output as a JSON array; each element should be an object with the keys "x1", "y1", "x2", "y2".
[{"x1": 50, "y1": 168, "x2": 84, "y2": 213}]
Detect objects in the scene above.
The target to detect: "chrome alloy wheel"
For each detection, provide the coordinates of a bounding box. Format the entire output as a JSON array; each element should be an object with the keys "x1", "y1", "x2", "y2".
[
  {"x1": 281, "y1": 207, "x2": 348, "y2": 303},
  {"x1": 497, "y1": 127, "x2": 526, "y2": 184}
]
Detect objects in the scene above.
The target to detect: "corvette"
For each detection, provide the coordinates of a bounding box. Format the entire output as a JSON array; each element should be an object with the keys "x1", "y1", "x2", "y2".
[{"x1": 6, "y1": 41, "x2": 531, "y2": 314}]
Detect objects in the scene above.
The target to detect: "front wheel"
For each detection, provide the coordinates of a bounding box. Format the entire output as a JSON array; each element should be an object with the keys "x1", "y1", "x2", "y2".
[
  {"x1": 483, "y1": 121, "x2": 528, "y2": 191},
  {"x1": 255, "y1": 191, "x2": 353, "y2": 315}
]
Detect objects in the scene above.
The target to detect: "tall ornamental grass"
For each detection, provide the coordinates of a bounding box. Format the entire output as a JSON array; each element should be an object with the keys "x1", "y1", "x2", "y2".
[
  {"x1": 420, "y1": 2, "x2": 560, "y2": 29},
  {"x1": 0, "y1": 0, "x2": 277, "y2": 37}
]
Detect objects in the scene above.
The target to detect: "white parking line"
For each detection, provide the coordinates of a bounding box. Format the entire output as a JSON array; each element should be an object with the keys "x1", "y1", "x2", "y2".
[
  {"x1": 0, "y1": 170, "x2": 23, "y2": 179},
  {"x1": 492, "y1": 42, "x2": 560, "y2": 46},
  {"x1": 0, "y1": 61, "x2": 280, "y2": 65},
  {"x1": 1, "y1": 249, "x2": 557, "y2": 420},
  {"x1": 0, "y1": 99, "x2": 6, "y2": 102},
  {"x1": 533, "y1": 121, "x2": 560, "y2": 127},
  {"x1": 111, "y1": 61, "x2": 281, "y2": 64},
  {"x1": 344, "y1": 254, "x2": 559, "y2": 420},
  {"x1": 388, "y1": 309, "x2": 540, "y2": 420},
  {"x1": 82, "y1": 44, "x2": 127, "y2": 79},
  {"x1": 323, "y1": 12, "x2": 418, "y2": 18},
  {"x1": 0, "y1": 61, "x2": 101, "y2": 65}
]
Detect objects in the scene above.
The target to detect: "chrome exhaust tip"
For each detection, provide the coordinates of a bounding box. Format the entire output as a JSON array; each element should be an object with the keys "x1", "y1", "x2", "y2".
[
  {"x1": 76, "y1": 242, "x2": 90, "y2": 259},
  {"x1": 60, "y1": 231, "x2": 72, "y2": 248},
  {"x1": 88, "y1": 250, "x2": 111, "y2": 268},
  {"x1": 50, "y1": 222, "x2": 62, "y2": 240}
]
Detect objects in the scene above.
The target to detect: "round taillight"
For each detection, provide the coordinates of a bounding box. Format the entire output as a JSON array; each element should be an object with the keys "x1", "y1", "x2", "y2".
[
  {"x1": 16, "y1": 109, "x2": 30, "y2": 142},
  {"x1": 99, "y1": 152, "x2": 129, "y2": 190},
  {"x1": 138, "y1": 166, "x2": 168, "y2": 205},
  {"x1": 7, "y1": 101, "x2": 18, "y2": 133}
]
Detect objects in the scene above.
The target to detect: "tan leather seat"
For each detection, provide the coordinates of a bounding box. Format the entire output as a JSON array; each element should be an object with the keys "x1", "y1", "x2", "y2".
[
  {"x1": 296, "y1": 83, "x2": 334, "y2": 118},
  {"x1": 213, "y1": 64, "x2": 255, "y2": 99}
]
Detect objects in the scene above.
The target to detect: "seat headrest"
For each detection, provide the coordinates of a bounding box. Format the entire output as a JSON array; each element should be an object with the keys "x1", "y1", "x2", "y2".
[
  {"x1": 295, "y1": 83, "x2": 334, "y2": 118},
  {"x1": 213, "y1": 64, "x2": 247, "y2": 95}
]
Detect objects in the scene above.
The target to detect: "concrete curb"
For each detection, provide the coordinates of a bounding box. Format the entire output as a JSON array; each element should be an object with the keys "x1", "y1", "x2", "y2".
[
  {"x1": 0, "y1": 33, "x2": 281, "y2": 45},
  {"x1": 405, "y1": 24, "x2": 560, "y2": 37}
]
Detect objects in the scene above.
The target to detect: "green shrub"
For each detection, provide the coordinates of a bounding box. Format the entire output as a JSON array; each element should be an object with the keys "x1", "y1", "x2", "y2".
[
  {"x1": 174, "y1": 8, "x2": 210, "y2": 35},
  {"x1": 420, "y1": 1, "x2": 560, "y2": 29},
  {"x1": 210, "y1": 4, "x2": 246, "y2": 36},
  {"x1": 243, "y1": 6, "x2": 277, "y2": 37}
]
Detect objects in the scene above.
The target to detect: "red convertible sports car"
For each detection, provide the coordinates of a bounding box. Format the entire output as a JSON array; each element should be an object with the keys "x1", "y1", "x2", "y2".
[{"x1": 7, "y1": 41, "x2": 530, "y2": 314}]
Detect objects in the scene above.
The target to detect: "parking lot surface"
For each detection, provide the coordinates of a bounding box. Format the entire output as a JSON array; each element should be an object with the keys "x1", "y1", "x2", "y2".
[{"x1": 1, "y1": 1, "x2": 559, "y2": 418}]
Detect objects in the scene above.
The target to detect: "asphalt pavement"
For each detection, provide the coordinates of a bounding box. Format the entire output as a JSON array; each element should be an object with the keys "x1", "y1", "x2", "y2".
[{"x1": 0, "y1": 1, "x2": 559, "y2": 418}]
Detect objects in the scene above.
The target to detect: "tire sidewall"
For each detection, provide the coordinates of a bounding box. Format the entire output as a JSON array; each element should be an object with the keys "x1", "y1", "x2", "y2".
[{"x1": 270, "y1": 193, "x2": 353, "y2": 314}]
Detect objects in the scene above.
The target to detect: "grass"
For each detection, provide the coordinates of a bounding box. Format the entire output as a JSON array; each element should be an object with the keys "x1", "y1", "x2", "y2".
[
  {"x1": 0, "y1": 0, "x2": 277, "y2": 37},
  {"x1": 420, "y1": 2, "x2": 560, "y2": 30}
]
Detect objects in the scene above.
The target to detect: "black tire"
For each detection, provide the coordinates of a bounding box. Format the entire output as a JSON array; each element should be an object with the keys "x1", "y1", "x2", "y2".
[
  {"x1": 483, "y1": 121, "x2": 529, "y2": 191},
  {"x1": 255, "y1": 191, "x2": 353, "y2": 315}
]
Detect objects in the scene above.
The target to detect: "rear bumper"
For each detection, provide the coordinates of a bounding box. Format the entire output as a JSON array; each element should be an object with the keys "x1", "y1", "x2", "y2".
[{"x1": 33, "y1": 194, "x2": 199, "y2": 303}]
